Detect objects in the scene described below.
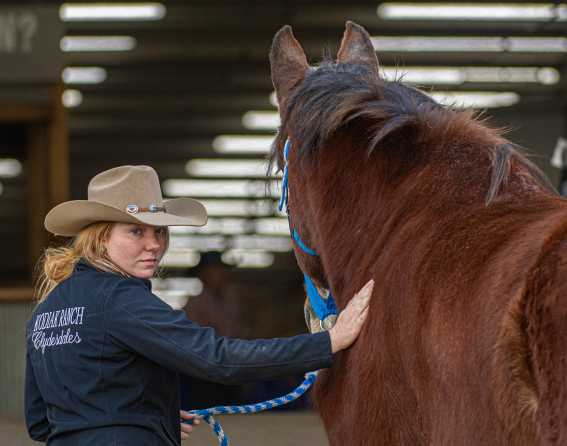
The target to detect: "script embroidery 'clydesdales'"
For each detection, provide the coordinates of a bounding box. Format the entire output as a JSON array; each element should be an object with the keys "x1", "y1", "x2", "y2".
[{"x1": 31, "y1": 306, "x2": 85, "y2": 354}]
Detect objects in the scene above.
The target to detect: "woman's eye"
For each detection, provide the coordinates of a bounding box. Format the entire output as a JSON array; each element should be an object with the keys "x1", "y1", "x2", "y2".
[{"x1": 130, "y1": 228, "x2": 142, "y2": 235}]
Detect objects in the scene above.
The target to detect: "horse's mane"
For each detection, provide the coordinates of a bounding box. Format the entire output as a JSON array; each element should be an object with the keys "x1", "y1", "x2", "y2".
[{"x1": 271, "y1": 59, "x2": 556, "y2": 204}]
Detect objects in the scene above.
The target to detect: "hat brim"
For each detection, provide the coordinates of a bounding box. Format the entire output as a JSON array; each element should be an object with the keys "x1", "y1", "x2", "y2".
[{"x1": 44, "y1": 198, "x2": 208, "y2": 237}]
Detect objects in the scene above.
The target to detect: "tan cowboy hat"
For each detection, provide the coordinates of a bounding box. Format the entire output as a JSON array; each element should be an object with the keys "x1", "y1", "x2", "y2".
[{"x1": 44, "y1": 165, "x2": 208, "y2": 236}]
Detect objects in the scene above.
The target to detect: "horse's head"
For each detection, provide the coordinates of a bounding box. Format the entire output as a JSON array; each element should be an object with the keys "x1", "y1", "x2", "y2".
[{"x1": 269, "y1": 22, "x2": 384, "y2": 332}]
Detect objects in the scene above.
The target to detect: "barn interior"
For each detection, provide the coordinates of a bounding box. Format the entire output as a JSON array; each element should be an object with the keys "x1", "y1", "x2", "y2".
[{"x1": 1, "y1": 1, "x2": 566, "y2": 444}]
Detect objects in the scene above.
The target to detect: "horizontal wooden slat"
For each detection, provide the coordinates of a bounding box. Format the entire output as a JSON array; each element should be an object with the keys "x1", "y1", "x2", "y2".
[
  {"x1": 0, "y1": 287, "x2": 34, "y2": 302},
  {"x1": 0, "y1": 105, "x2": 50, "y2": 122}
]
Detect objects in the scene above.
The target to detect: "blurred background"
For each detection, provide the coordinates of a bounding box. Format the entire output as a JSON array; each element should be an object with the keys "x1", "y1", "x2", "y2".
[{"x1": 1, "y1": 1, "x2": 566, "y2": 444}]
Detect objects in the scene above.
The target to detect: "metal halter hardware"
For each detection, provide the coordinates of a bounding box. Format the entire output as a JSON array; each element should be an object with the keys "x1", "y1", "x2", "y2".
[{"x1": 279, "y1": 138, "x2": 338, "y2": 328}]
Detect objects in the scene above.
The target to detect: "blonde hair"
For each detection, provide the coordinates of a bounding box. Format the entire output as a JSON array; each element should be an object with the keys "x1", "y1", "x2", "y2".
[{"x1": 35, "y1": 222, "x2": 169, "y2": 302}]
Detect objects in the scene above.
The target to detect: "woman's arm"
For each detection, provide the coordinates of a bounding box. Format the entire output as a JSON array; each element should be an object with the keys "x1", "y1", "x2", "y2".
[{"x1": 105, "y1": 279, "x2": 372, "y2": 385}]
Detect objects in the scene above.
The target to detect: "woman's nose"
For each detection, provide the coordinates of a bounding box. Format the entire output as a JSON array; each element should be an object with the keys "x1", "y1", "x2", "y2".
[{"x1": 145, "y1": 233, "x2": 161, "y2": 251}]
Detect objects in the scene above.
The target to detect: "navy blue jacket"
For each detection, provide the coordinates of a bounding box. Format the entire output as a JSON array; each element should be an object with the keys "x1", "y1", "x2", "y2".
[{"x1": 25, "y1": 260, "x2": 333, "y2": 445}]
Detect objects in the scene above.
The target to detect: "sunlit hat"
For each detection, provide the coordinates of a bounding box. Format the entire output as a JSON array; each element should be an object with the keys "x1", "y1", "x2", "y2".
[{"x1": 44, "y1": 165, "x2": 207, "y2": 236}]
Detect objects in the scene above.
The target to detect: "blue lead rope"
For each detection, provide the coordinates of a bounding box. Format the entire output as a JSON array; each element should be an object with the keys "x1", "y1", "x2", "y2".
[{"x1": 187, "y1": 371, "x2": 319, "y2": 446}]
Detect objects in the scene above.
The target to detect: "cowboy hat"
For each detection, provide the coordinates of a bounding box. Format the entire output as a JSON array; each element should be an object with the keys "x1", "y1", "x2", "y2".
[{"x1": 44, "y1": 165, "x2": 208, "y2": 236}]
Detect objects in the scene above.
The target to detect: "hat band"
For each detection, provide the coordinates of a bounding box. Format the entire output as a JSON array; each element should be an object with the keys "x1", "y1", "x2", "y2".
[{"x1": 126, "y1": 203, "x2": 166, "y2": 214}]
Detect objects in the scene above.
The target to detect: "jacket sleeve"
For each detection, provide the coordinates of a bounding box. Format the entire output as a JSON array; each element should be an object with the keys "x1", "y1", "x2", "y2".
[
  {"x1": 24, "y1": 349, "x2": 51, "y2": 442},
  {"x1": 105, "y1": 279, "x2": 333, "y2": 384}
]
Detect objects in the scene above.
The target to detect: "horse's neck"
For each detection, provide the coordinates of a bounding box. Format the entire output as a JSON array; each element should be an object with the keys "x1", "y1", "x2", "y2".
[{"x1": 301, "y1": 141, "x2": 556, "y2": 305}]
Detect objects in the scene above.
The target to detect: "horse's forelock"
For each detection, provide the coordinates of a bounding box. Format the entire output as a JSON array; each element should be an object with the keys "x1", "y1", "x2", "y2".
[{"x1": 277, "y1": 61, "x2": 445, "y2": 161}]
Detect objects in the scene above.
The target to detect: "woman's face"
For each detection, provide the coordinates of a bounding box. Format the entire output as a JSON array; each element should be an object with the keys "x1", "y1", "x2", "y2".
[{"x1": 104, "y1": 223, "x2": 167, "y2": 279}]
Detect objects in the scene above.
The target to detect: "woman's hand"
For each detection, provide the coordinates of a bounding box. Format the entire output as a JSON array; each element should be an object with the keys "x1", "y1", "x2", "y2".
[
  {"x1": 328, "y1": 279, "x2": 374, "y2": 353},
  {"x1": 180, "y1": 410, "x2": 200, "y2": 441}
]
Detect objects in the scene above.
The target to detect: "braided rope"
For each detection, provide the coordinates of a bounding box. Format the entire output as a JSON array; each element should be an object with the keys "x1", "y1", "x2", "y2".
[{"x1": 187, "y1": 370, "x2": 318, "y2": 445}]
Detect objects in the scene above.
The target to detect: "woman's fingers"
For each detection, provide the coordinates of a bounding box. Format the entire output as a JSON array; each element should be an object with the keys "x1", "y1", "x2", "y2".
[
  {"x1": 180, "y1": 410, "x2": 200, "y2": 441},
  {"x1": 329, "y1": 279, "x2": 374, "y2": 353},
  {"x1": 355, "y1": 279, "x2": 374, "y2": 306},
  {"x1": 180, "y1": 421, "x2": 192, "y2": 440},
  {"x1": 180, "y1": 410, "x2": 200, "y2": 424},
  {"x1": 180, "y1": 424, "x2": 192, "y2": 439},
  {"x1": 347, "y1": 280, "x2": 374, "y2": 316}
]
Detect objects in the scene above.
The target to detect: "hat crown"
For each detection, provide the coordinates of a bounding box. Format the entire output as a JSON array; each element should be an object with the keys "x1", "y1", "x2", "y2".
[{"x1": 88, "y1": 165, "x2": 163, "y2": 211}]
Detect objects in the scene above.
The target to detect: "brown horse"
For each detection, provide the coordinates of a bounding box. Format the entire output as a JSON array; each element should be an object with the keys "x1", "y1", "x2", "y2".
[{"x1": 269, "y1": 21, "x2": 567, "y2": 445}]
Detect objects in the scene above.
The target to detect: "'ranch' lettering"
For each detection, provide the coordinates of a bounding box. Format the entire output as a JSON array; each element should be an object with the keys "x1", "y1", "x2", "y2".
[{"x1": 33, "y1": 306, "x2": 85, "y2": 332}]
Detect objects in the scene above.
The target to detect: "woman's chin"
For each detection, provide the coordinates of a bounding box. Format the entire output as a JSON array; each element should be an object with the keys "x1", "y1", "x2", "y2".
[{"x1": 132, "y1": 265, "x2": 158, "y2": 279}]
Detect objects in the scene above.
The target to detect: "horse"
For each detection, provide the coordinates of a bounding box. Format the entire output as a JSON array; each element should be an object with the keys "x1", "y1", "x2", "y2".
[{"x1": 269, "y1": 21, "x2": 567, "y2": 445}]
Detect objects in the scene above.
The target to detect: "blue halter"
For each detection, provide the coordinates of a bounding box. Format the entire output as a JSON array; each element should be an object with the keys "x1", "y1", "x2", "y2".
[{"x1": 278, "y1": 139, "x2": 338, "y2": 325}]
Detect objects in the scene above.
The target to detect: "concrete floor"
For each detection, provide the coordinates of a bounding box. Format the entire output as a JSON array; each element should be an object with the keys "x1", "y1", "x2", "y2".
[{"x1": 1, "y1": 412, "x2": 329, "y2": 445}]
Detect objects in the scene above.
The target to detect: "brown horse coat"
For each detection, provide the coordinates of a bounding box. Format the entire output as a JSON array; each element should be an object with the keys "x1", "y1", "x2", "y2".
[{"x1": 270, "y1": 22, "x2": 567, "y2": 446}]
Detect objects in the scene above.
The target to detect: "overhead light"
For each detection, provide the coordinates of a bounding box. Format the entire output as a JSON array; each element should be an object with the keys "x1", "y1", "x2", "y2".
[
  {"x1": 150, "y1": 278, "x2": 203, "y2": 310},
  {"x1": 160, "y1": 249, "x2": 200, "y2": 267},
  {"x1": 254, "y1": 218, "x2": 289, "y2": 235},
  {"x1": 242, "y1": 111, "x2": 282, "y2": 130},
  {"x1": 61, "y1": 36, "x2": 136, "y2": 52},
  {"x1": 62, "y1": 89, "x2": 83, "y2": 108},
  {"x1": 386, "y1": 67, "x2": 462, "y2": 84},
  {"x1": 429, "y1": 91, "x2": 520, "y2": 108},
  {"x1": 222, "y1": 249, "x2": 275, "y2": 268},
  {"x1": 377, "y1": 3, "x2": 567, "y2": 21},
  {"x1": 169, "y1": 218, "x2": 252, "y2": 235},
  {"x1": 524, "y1": 67, "x2": 558, "y2": 84},
  {"x1": 371, "y1": 36, "x2": 567, "y2": 53},
  {"x1": 185, "y1": 199, "x2": 276, "y2": 217},
  {"x1": 162, "y1": 179, "x2": 280, "y2": 198},
  {"x1": 60, "y1": 3, "x2": 166, "y2": 21},
  {"x1": 507, "y1": 37, "x2": 567, "y2": 52},
  {"x1": 186, "y1": 158, "x2": 280, "y2": 178},
  {"x1": 269, "y1": 92, "x2": 279, "y2": 108},
  {"x1": 151, "y1": 277, "x2": 204, "y2": 297},
  {"x1": 383, "y1": 66, "x2": 560, "y2": 85},
  {"x1": 213, "y1": 135, "x2": 275, "y2": 154},
  {"x1": 0, "y1": 159, "x2": 22, "y2": 178},
  {"x1": 232, "y1": 235, "x2": 292, "y2": 252},
  {"x1": 243, "y1": 111, "x2": 282, "y2": 130},
  {"x1": 169, "y1": 235, "x2": 226, "y2": 252},
  {"x1": 62, "y1": 67, "x2": 107, "y2": 84},
  {"x1": 372, "y1": 36, "x2": 503, "y2": 52}
]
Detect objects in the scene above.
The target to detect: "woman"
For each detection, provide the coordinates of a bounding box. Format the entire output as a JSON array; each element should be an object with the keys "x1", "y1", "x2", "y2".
[{"x1": 25, "y1": 165, "x2": 373, "y2": 445}]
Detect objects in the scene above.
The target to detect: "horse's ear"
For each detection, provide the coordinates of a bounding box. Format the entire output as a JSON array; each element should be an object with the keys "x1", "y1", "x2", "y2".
[
  {"x1": 337, "y1": 21, "x2": 379, "y2": 77},
  {"x1": 270, "y1": 25, "x2": 309, "y2": 108}
]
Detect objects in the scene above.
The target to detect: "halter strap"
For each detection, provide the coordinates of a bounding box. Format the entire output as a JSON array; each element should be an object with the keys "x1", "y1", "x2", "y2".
[
  {"x1": 304, "y1": 273, "x2": 338, "y2": 323},
  {"x1": 278, "y1": 139, "x2": 291, "y2": 212},
  {"x1": 292, "y1": 229, "x2": 318, "y2": 256},
  {"x1": 279, "y1": 138, "x2": 338, "y2": 324}
]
